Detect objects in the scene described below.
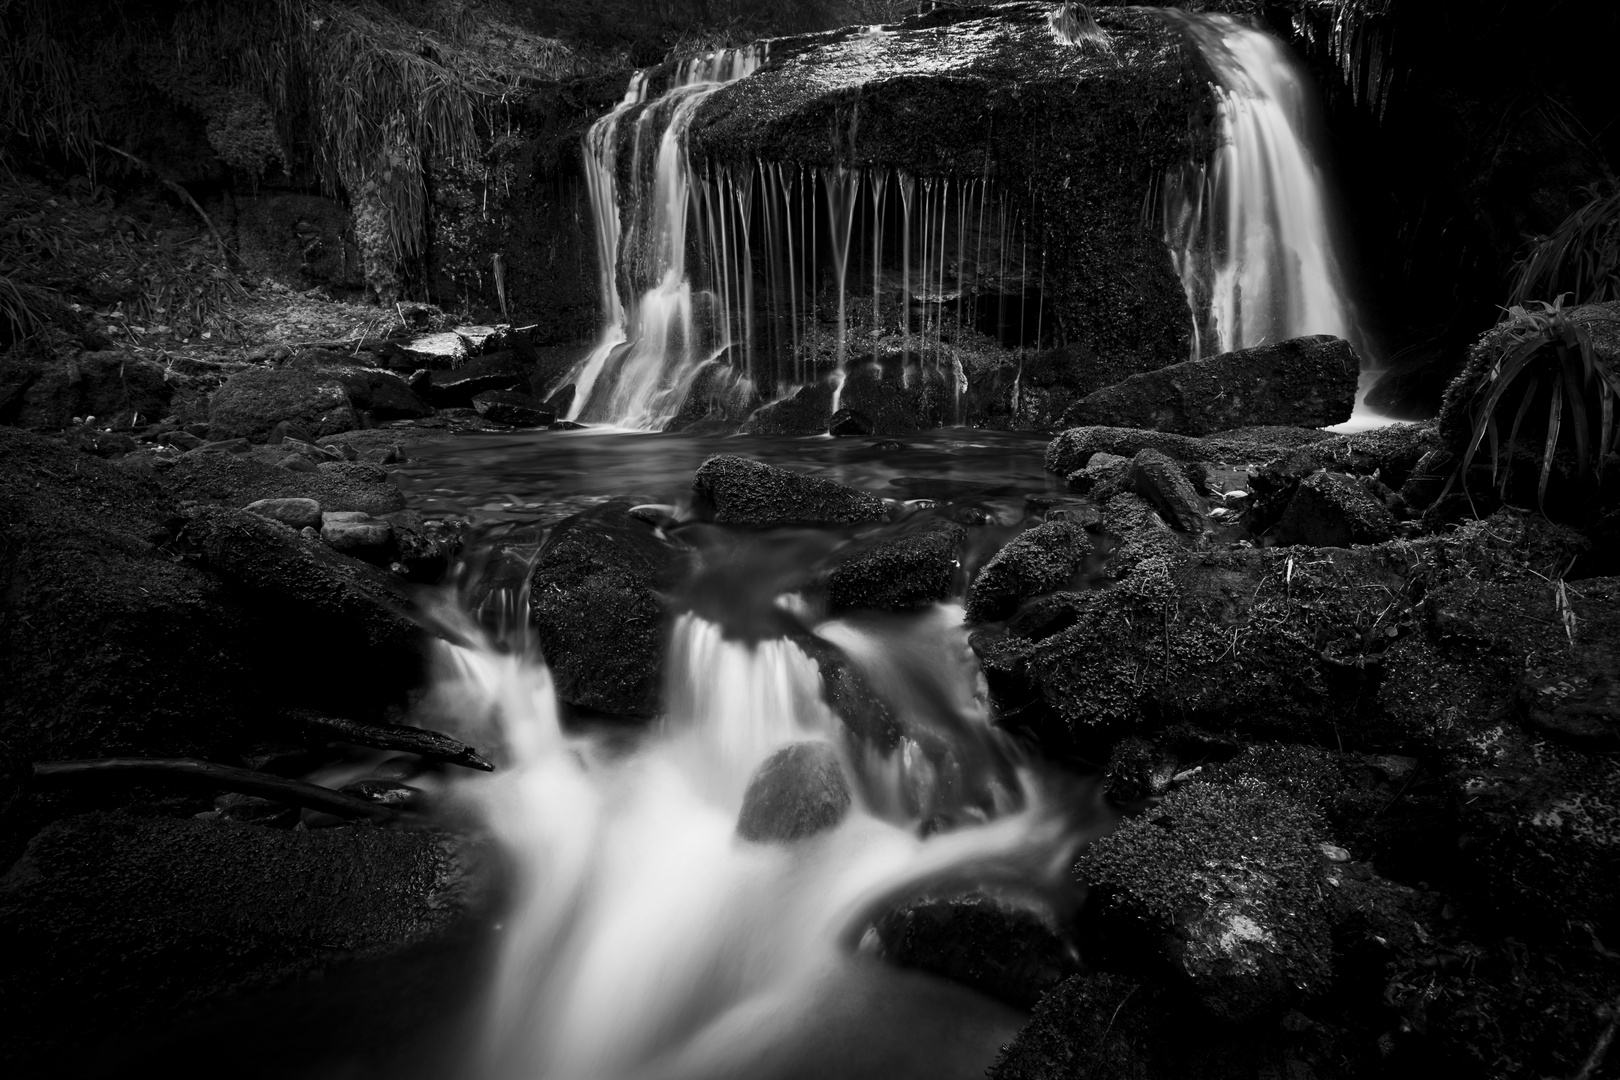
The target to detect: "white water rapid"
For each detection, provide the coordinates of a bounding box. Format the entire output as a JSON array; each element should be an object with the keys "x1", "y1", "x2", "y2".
[
  {"x1": 1163, "y1": 13, "x2": 1362, "y2": 360},
  {"x1": 428, "y1": 591, "x2": 1093, "y2": 1080}
]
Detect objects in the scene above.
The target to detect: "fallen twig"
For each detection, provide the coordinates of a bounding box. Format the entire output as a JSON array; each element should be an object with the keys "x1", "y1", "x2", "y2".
[
  {"x1": 300, "y1": 714, "x2": 495, "y2": 772},
  {"x1": 33, "y1": 757, "x2": 392, "y2": 820}
]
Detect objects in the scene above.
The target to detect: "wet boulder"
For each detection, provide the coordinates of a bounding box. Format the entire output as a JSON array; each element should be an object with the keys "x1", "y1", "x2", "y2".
[
  {"x1": 966, "y1": 519, "x2": 1098, "y2": 623},
  {"x1": 1063, "y1": 451, "x2": 1131, "y2": 496},
  {"x1": 989, "y1": 972, "x2": 1159, "y2": 1080},
  {"x1": 736, "y1": 741, "x2": 852, "y2": 844},
  {"x1": 824, "y1": 519, "x2": 966, "y2": 612},
  {"x1": 182, "y1": 505, "x2": 429, "y2": 706},
  {"x1": 1045, "y1": 425, "x2": 1213, "y2": 477},
  {"x1": 1097, "y1": 492, "x2": 1185, "y2": 576},
  {"x1": 1060, "y1": 335, "x2": 1360, "y2": 434},
  {"x1": 528, "y1": 501, "x2": 679, "y2": 718},
  {"x1": 320, "y1": 511, "x2": 395, "y2": 562},
  {"x1": 1127, "y1": 448, "x2": 1205, "y2": 533},
  {"x1": 1075, "y1": 779, "x2": 1334, "y2": 1021},
  {"x1": 740, "y1": 381, "x2": 835, "y2": 436},
  {"x1": 1270, "y1": 470, "x2": 1396, "y2": 547},
  {"x1": 207, "y1": 365, "x2": 360, "y2": 443},
  {"x1": 874, "y1": 893, "x2": 1078, "y2": 1008},
  {"x1": 694, "y1": 454, "x2": 888, "y2": 528},
  {"x1": 0, "y1": 429, "x2": 262, "y2": 765},
  {"x1": 0, "y1": 812, "x2": 482, "y2": 1063}
]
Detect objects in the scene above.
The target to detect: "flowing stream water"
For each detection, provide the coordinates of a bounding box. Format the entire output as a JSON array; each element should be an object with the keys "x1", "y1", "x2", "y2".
[{"x1": 392, "y1": 13, "x2": 1374, "y2": 1078}]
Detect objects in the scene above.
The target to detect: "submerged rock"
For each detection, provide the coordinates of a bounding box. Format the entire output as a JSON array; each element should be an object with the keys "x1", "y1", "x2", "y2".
[
  {"x1": 736, "y1": 741, "x2": 852, "y2": 843},
  {"x1": 875, "y1": 893, "x2": 1078, "y2": 1009},
  {"x1": 1075, "y1": 779, "x2": 1333, "y2": 1020},
  {"x1": 693, "y1": 454, "x2": 888, "y2": 528},
  {"x1": 966, "y1": 519, "x2": 1098, "y2": 623},
  {"x1": 528, "y1": 501, "x2": 678, "y2": 718},
  {"x1": 824, "y1": 518, "x2": 966, "y2": 612},
  {"x1": 471, "y1": 389, "x2": 554, "y2": 427},
  {"x1": 1061, "y1": 335, "x2": 1361, "y2": 434}
]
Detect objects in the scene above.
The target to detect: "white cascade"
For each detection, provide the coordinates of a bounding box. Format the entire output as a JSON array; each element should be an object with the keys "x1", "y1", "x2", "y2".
[
  {"x1": 1163, "y1": 13, "x2": 1361, "y2": 359},
  {"x1": 428, "y1": 595, "x2": 1084, "y2": 1080},
  {"x1": 568, "y1": 46, "x2": 767, "y2": 429}
]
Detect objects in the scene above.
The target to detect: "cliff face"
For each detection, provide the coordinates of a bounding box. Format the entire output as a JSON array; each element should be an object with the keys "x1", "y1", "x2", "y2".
[{"x1": 685, "y1": 4, "x2": 1215, "y2": 391}]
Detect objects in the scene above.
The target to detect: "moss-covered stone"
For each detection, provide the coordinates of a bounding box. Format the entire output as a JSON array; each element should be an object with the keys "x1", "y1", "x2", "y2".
[
  {"x1": 693, "y1": 453, "x2": 888, "y2": 527},
  {"x1": 824, "y1": 517, "x2": 965, "y2": 612},
  {"x1": 966, "y1": 519, "x2": 1098, "y2": 623},
  {"x1": 1075, "y1": 778, "x2": 1333, "y2": 1020}
]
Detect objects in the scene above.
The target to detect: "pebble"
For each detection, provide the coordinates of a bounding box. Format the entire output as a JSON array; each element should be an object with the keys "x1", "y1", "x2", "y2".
[{"x1": 1319, "y1": 842, "x2": 1351, "y2": 863}]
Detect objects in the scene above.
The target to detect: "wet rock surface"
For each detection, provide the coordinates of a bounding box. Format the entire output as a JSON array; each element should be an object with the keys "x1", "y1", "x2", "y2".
[
  {"x1": 966, "y1": 519, "x2": 1098, "y2": 623},
  {"x1": 1061, "y1": 335, "x2": 1361, "y2": 434},
  {"x1": 736, "y1": 741, "x2": 852, "y2": 843},
  {"x1": 824, "y1": 518, "x2": 966, "y2": 612},
  {"x1": 0, "y1": 812, "x2": 482, "y2": 1063},
  {"x1": 875, "y1": 893, "x2": 1078, "y2": 1009},
  {"x1": 528, "y1": 500, "x2": 679, "y2": 717},
  {"x1": 694, "y1": 454, "x2": 888, "y2": 528}
]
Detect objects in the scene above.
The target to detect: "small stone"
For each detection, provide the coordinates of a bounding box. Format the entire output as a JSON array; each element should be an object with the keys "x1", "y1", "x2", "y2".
[
  {"x1": 321, "y1": 515, "x2": 394, "y2": 560},
  {"x1": 277, "y1": 453, "x2": 318, "y2": 473},
  {"x1": 1319, "y1": 842, "x2": 1351, "y2": 863},
  {"x1": 244, "y1": 497, "x2": 322, "y2": 530},
  {"x1": 299, "y1": 526, "x2": 320, "y2": 541}
]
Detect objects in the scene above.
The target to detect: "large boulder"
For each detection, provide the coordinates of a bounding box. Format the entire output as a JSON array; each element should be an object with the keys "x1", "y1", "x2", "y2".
[
  {"x1": 1075, "y1": 779, "x2": 1334, "y2": 1021},
  {"x1": 693, "y1": 454, "x2": 888, "y2": 528},
  {"x1": 735, "y1": 741, "x2": 852, "y2": 844},
  {"x1": 966, "y1": 519, "x2": 1097, "y2": 623},
  {"x1": 0, "y1": 812, "x2": 481, "y2": 1064},
  {"x1": 1269, "y1": 469, "x2": 1397, "y2": 547},
  {"x1": 875, "y1": 893, "x2": 1078, "y2": 1008},
  {"x1": 528, "y1": 501, "x2": 679, "y2": 717},
  {"x1": 181, "y1": 505, "x2": 430, "y2": 706},
  {"x1": 824, "y1": 518, "x2": 966, "y2": 612},
  {"x1": 207, "y1": 365, "x2": 360, "y2": 443},
  {"x1": 688, "y1": 4, "x2": 1211, "y2": 390},
  {"x1": 1061, "y1": 335, "x2": 1361, "y2": 434},
  {"x1": 0, "y1": 430, "x2": 261, "y2": 765}
]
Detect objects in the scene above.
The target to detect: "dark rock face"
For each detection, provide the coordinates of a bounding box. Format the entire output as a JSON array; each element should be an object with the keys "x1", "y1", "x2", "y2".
[
  {"x1": 162, "y1": 452, "x2": 406, "y2": 515},
  {"x1": 182, "y1": 505, "x2": 428, "y2": 698},
  {"x1": 1127, "y1": 448, "x2": 1206, "y2": 533},
  {"x1": 1076, "y1": 779, "x2": 1334, "y2": 1021},
  {"x1": 528, "y1": 501, "x2": 677, "y2": 718},
  {"x1": 471, "y1": 389, "x2": 555, "y2": 427},
  {"x1": 208, "y1": 365, "x2": 360, "y2": 443},
  {"x1": 0, "y1": 429, "x2": 259, "y2": 763},
  {"x1": 0, "y1": 812, "x2": 479, "y2": 1062},
  {"x1": 423, "y1": 351, "x2": 530, "y2": 407},
  {"x1": 836, "y1": 357, "x2": 951, "y2": 436},
  {"x1": 693, "y1": 454, "x2": 888, "y2": 528},
  {"x1": 1270, "y1": 469, "x2": 1397, "y2": 547},
  {"x1": 989, "y1": 972, "x2": 1156, "y2": 1080},
  {"x1": 875, "y1": 893, "x2": 1078, "y2": 1008},
  {"x1": 1515, "y1": 576, "x2": 1620, "y2": 749},
  {"x1": 689, "y1": 4, "x2": 1210, "y2": 390},
  {"x1": 966, "y1": 519, "x2": 1097, "y2": 623},
  {"x1": 0, "y1": 348, "x2": 172, "y2": 429},
  {"x1": 735, "y1": 741, "x2": 852, "y2": 844},
  {"x1": 825, "y1": 519, "x2": 966, "y2": 612},
  {"x1": 739, "y1": 380, "x2": 835, "y2": 436},
  {"x1": 1061, "y1": 335, "x2": 1361, "y2": 434},
  {"x1": 1045, "y1": 425, "x2": 1214, "y2": 476}
]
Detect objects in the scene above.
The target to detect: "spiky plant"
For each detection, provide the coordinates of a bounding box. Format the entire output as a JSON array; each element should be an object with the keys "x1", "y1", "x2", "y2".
[
  {"x1": 1508, "y1": 185, "x2": 1620, "y2": 308},
  {"x1": 1451, "y1": 297, "x2": 1620, "y2": 509}
]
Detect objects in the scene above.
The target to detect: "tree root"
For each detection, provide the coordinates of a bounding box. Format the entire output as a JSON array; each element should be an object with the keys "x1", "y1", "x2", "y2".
[{"x1": 33, "y1": 757, "x2": 392, "y2": 820}]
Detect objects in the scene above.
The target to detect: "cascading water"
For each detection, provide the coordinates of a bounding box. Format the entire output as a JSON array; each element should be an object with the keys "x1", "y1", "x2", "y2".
[
  {"x1": 426, "y1": 540, "x2": 1095, "y2": 1080},
  {"x1": 1163, "y1": 13, "x2": 1361, "y2": 360},
  {"x1": 567, "y1": 43, "x2": 1041, "y2": 430}
]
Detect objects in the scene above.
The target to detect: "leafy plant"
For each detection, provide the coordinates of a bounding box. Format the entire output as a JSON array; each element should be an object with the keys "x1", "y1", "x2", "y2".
[
  {"x1": 1508, "y1": 184, "x2": 1620, "y2": 307},
  {"x1": 1452, "y1": 297, "x2": 1620, "y2": 509}
]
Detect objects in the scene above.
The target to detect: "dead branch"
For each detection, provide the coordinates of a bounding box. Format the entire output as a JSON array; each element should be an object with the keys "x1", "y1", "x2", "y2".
[
  {"x1": 93, "y1": 141, "x2": 239, "y2": 269},
  {"x1": 300, "y1": 714, "x2": 495, "y2": 771},
  {"x1": 33, "y1": 757, "x2": 392, "y2": 820}
]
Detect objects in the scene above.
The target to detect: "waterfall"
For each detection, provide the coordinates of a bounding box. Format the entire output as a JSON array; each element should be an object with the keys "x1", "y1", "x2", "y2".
[
  {"x1": 567, "y1": 46, "x2": 1039, "y2": 430},
  {"x1": 425, "y1": 570, "x2": 1088, "y2": 1079},
  {"x1": 1163, "y1": 13, "x2": 1361, "y2": 359},
  {"x1": 569, "y1": 46, "x2": 768, "y2": 429}
]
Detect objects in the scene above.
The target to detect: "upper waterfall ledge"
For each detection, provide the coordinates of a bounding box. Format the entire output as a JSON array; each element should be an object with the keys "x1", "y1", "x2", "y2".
[{"x1": 684, "y1": 3, "x2": 1217, "y2": 393}]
